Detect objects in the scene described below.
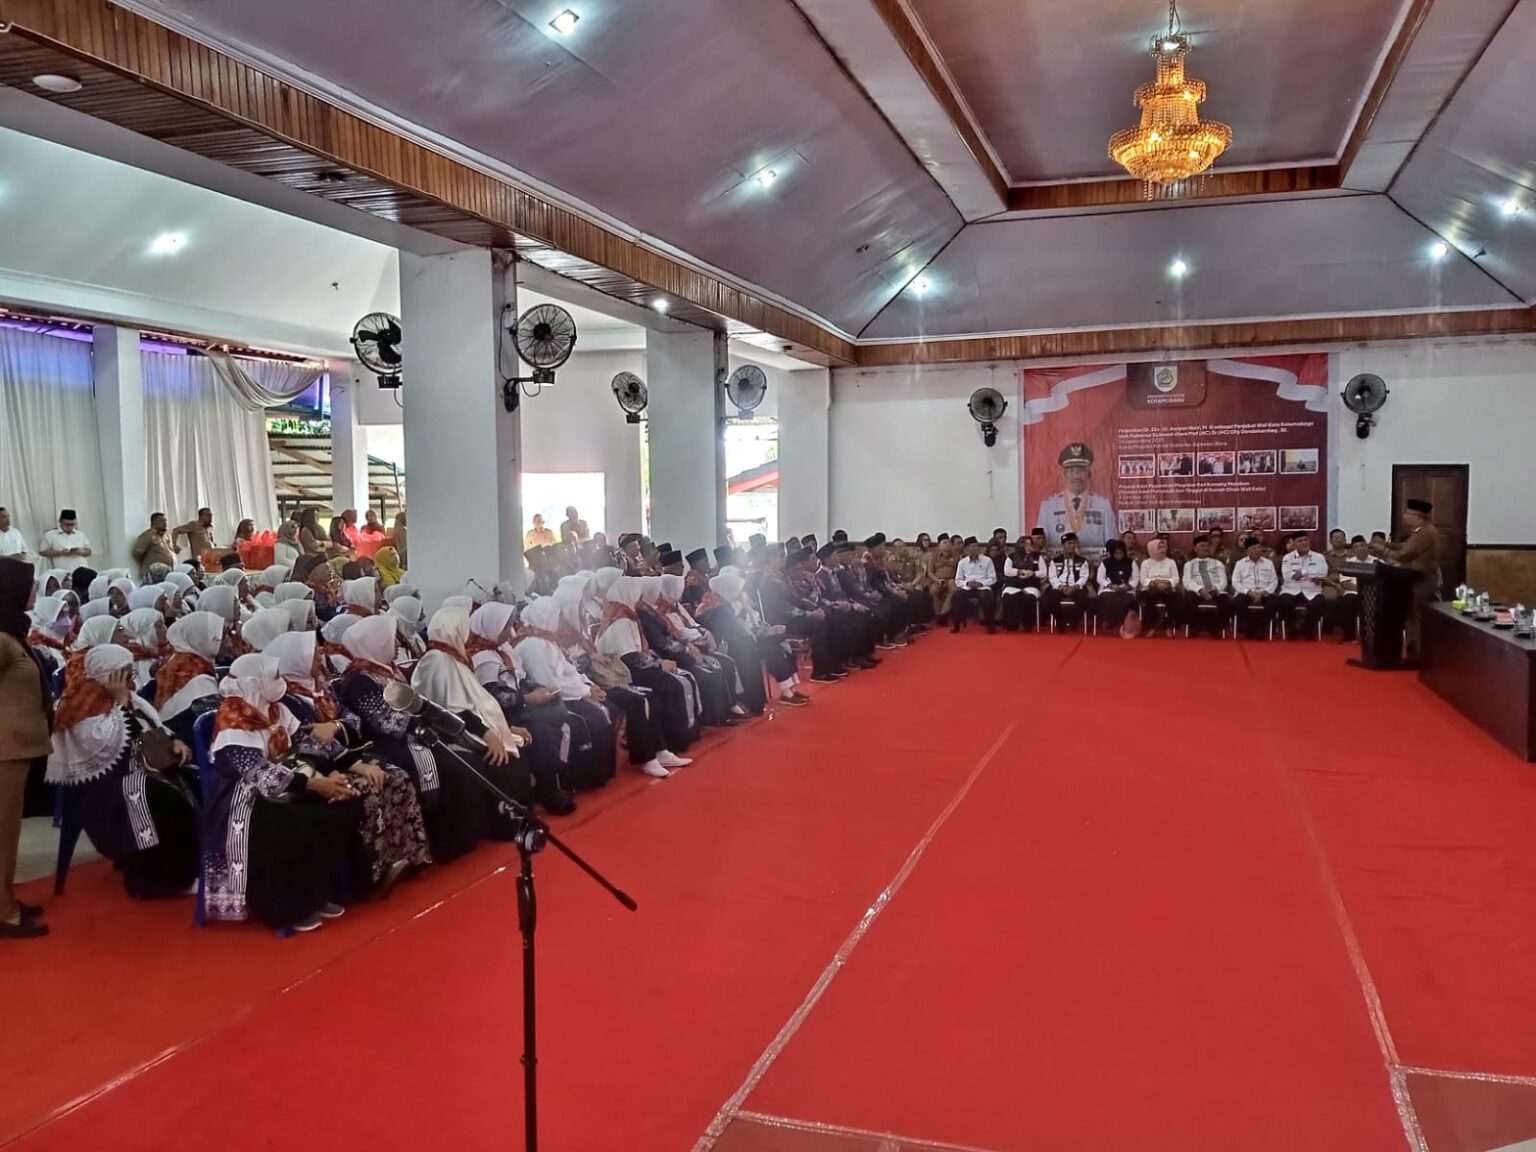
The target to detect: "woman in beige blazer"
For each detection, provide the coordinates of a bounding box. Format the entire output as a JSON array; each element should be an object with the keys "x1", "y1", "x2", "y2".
[{"x1": 0, "y1": 558, "x2": 53, "y2": 938}]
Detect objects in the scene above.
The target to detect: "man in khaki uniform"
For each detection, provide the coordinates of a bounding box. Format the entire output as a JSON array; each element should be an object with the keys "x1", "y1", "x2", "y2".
[{"x1": 1385, "y1": 497, "x2": 1442, "y2": 657}]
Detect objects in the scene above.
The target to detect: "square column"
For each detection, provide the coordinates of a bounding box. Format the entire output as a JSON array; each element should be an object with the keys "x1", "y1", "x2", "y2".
[
  {"x1": 646, "y1": 328, "x2": 727, "y2": 549},
  {"x1": 92, "y1": 325, "x2": 148, "y2": 569},
  {"x1": 399, "y1": 249, "x2": 522, "y2": 609},
  {"x1": 329, "y1": 359, "x2": 372, "y2": 516},
  {"x1": 778, "y1": 367, "x2": 831, "y2": 542}
]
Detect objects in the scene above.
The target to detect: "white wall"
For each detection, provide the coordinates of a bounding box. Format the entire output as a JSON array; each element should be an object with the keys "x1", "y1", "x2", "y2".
[
  {"x1": 828, "y1": 341, "x2": 1536, "y2": 546},
  {"x1": 1336, "y1": 339, "x2": 1536, "y2": 543},
  {"x1": 830, "y1": 362, "x2": 1021, "y2": 538},
  {"x1": 519, "y1": 349, "x2": 646, "y2": 534},
  {"x1": 778, "y1": 367, "x2": 830, "y2": 540},
  {"x1": 647, "y1": 329, "x2": 726, "y2": 549}
]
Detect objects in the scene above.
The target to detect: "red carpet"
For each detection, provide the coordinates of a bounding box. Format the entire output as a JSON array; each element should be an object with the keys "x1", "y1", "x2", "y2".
[{"x1": 7, "y1": 633, "x2": 1536, "y2": 1151}]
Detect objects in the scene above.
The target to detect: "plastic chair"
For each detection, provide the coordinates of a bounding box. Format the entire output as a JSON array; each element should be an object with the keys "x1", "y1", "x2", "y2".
[{"x1": 191, "y1": 710, "x2": 218, "y2": 927}]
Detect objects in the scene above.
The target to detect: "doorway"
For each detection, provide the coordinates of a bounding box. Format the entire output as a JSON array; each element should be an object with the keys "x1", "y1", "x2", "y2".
[{"x1": 1390, "y1": 464, "x2": 1468, "y2": 591}]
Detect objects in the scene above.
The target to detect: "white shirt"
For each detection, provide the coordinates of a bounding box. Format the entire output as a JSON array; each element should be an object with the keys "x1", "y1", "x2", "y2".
[
  {"x1": 955, "y1": 555, "x2": 997, "y2": 589},
  {"x1": 1281, "y1": 551, "x2": 1329, "y2": 599},
  {"x1": 1232, "y1": 557, "x2": 1279, "y2": 595},
  {"x1": 0, "y1": 526, "x2": 29, "y2": 560},
  {"x1": 1050, "y1": 555, "x2": 1092, "y2": 590},
  {"x1": 40, "y1": 527, "x2": 91, "y2": 563},
  {"x1": 1182, "y1": 556, "x2": 1229, "y2": 594},
  {"x1": 1137, "y1": 556, "x2": 1181, "y2": 590}
]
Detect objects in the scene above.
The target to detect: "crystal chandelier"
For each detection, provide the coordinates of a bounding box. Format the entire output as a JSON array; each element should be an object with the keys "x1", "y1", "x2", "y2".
[{"x1": 1108, "y1": 0, "x2": 1233, "y2": 199}]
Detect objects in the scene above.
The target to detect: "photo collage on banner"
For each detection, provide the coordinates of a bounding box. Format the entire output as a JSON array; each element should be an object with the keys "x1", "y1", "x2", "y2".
[{"x1": 1020, "y1": 355, "x2": 1330, "y2": 554}]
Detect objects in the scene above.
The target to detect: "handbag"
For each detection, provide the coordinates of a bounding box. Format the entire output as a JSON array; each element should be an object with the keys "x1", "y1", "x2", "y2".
[
  {"x1": 582, "y1": 652, "x2": 633, "y2": 689},
  {"x1": 139, "y1": 726, "x2": 182, "y2": 775}
]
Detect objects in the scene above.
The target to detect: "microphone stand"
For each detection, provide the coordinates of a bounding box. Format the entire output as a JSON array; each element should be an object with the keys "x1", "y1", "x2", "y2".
[{"x1": 414, "y1": 726, "x2": 636, "y2": 1152}]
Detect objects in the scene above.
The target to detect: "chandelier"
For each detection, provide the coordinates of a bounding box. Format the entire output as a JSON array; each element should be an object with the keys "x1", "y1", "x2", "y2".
[{"x1": 1108, "y1": 0, "x2": 1233, "y2": 199}]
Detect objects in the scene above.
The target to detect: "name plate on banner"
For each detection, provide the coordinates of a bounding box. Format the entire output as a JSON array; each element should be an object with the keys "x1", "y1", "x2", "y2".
[{"x1": 1126, "y1": 362, "x2": 1208, "y2": 408}]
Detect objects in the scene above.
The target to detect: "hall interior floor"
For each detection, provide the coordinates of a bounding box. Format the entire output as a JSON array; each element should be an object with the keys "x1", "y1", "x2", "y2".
[{"x1": 7, "y1": 632, "x2": 1536, "y2": 1152}]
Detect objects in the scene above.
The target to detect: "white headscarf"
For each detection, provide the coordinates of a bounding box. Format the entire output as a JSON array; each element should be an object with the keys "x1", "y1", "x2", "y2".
[
  {"x1": 197, "y1": 584, "x2": 240, "y2": 623},
  {"x1": 217, "y1": 569, "x2": 248, "y2": 587},
  {"x1": 514, "y1": 597, "x2": 590, "y2": 700},
  {"x1": 159, "y1": 611, "x2": 225, "y2": 721},
  {"x1": 638, "y1": 576, "x2": 664, "y2": 607},
  {"x1": 127, "y1": 584, "x2": 168, "y2": 612},
  {"x1": 265, "y1": 630, "x2": 318, "y2": 689},
  {"x1": 711, "y1": 567, "x2": 747, "y2": 606},
  {"x1": 46, "y1": 645, "x2": 164, "y2": 786},
  {"x1": 383, "y1": 584, "x2": 418, "y2": 605},
  {"x1": 210, "y1": 653, "x2": 299, "y2": 756},
  {"x1": 322, "y1": 612, "x2": 363, "y2": 646},
  {"x1": 120, "y1": 608, "x2": 163, "y2": 648},
  {"x1": 389, "y1": 596, "x2": 424, "y2": 633},
  {"x1": 340, "y1": 614, "x2": 399, "y2": 670},
  {"x1": 552, "y1": 574, "x2": 590, "y2": 633},
  {"x1": 30, "y1": 595, "x2": 66, "y2": 627},
  {"x1": 343, "y1": 577, "x2": 378, "y2": 613},
  {"x1": 281, "y1": 597, "x2": 316, "y2": 632},
  {"x1": 257, "y1": 564, "x2": 291, "y2": 591},
  {"x1": 442, "y1": 595, "x2": 473, "y2": 612},
  {"x1": 73, "y1": 615, "x2": 122, "y2": 651},
  {"x1": 593, "y1": 567, "x2": 623, "y2": 600},
  {"x1": 88, "y1": 574, "x2": 111, "y2": 601},
  {"x1": 241, "y1": 607, "x2": 292, "y2": 652},
  {"x1": 596, "y1": 576, "x2": 645, "y2": 658},
  {"x1": 274, "y1": 581, "x2": 311, "y2": 604},
  {"x1": 40, "y1": 569, "x2": 72, "y2": 595},
  {"x1": 164, "y1": 571, "x2": 196, "y2": 595},
  {"x1": 410, "y1": 609, "x2": 516, "y2": 743},
  {"x1": 79, "y1": 598, "x2": 112, "y2": 621},
  {"x1": 468, "y1": 602, "x2": 516, "y2": 683}
]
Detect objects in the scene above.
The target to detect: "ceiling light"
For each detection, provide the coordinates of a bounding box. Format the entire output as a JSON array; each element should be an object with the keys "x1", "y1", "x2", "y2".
[
  {"x1": 149, "y1": 233, "x2": 186, "y2": 255},
  {"x1": 651, "y1": 298, "x2": 669, "y2": 313},
  {"x1": 753, "y1": 168, "x2": 778, "y2": 189},
  {"x1": 1428, "y1": 240, "x2": 1449, "y2": 260},
  {"x1": 549, "y1": 9, "x2": 580, "y2": 35},
  {"x1": 1161, "y1": 38, "x2": 1181, "y2": 51},
  {"x1": 912, "y1": 276, "x2": 932, "y2": 295},
  {"x1": 1501, "y1": 198, "x2": 1523, "y2": 217},
  {"x1": 1169, "y1": 258, "x2": 1189, "y2": 278},
  {"x1": 32, "y1": 74, "x2": 83, "y2": 94}
]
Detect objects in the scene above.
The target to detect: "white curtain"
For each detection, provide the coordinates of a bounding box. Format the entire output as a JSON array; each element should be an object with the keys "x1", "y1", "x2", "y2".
[
  {"x1": 205, "y1": 350, "x2": 323, "y2": 411},
  {"x1": 0, "y1": 326, "x2": 106, "y2": 555},
  {"x1": 143, "y1": 350, "x2": 279, "y2": 540}
]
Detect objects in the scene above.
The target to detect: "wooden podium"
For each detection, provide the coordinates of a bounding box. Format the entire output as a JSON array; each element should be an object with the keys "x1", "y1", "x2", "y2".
[{"x1": 1345, "y1": 561, "x2": 1421, "y2": 670}]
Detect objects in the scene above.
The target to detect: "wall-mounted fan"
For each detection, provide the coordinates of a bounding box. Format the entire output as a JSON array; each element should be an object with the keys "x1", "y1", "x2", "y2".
[
  {"x1": 1342, "y1": 372, "x2": 1388, "y2": 439},
  {"x1": 968, "y1": 387, "x2": 1008, "y2": 448},
  {"x1": 724, "y1": 364, "x2": 768, "y2": 415},
  {"x1": 612, "y1": 371, "x2": 648, "y2": 424},
  {"x1": 352, "y1": 313, "x2": 402, "y2": 389},
  {"x1": 501, "y1": 303, "x2": 579, "y2": 411}
]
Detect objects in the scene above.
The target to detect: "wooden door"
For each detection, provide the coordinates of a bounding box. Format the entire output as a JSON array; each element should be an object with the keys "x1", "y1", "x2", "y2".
[{"x1": 1390, "y1": 464, "x2": 1469, "y2": 590}]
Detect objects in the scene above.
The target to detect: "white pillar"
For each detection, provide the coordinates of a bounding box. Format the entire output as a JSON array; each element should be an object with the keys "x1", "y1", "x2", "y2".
[
  {"x1": 329, "y1": 359, "x2": 372, "y2": 516},
  {"x1": 646, "y1": 327, "x2": 726, "y2": 549},
  {"x1": 92, "y1": 325, "x2": 148, "y2": 569},
  {"x1": 778, "y1": 367, "x2": 831, "y2": 542},
  {"x1": 399, "y1": 248, "x2": 522, "y2": 609}
]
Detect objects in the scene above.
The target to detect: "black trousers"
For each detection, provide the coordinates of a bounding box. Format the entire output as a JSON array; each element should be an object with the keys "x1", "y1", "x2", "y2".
[
  {"x1": 1096, "y1": 589, "x2": 1136, "y2": 631},
  {"x1": 1325, "y1": 593, "x2": 1360, "y2": 640},
  {"x1": 1233, "y1": 594, "x2": 1277, "y2": 638},
  {"x1": 998, "y1": 590, "x2": 1040, "y2": 632},
  {"x1": 597, "y1": 686, "x2": 664, "y2": 765},
  {"x1": 1042, "y1": 588, "x2": 1094, "y2": 631},
  {"x1": 1181, "y1": 591, "x2": 1231, "y2": 636},
  {"x1": 1276, "y1": 593, "x2": 1324, "y2": 637},
  {"x1": 951, "y1": 588, "x2": 996, "y2": 630},
  {"x1": 1137, "y1": 588, "x2": 1181, "y2": 630},
  {"x1": 786, "y1": 614, "x2": 838, "y2": 676}
]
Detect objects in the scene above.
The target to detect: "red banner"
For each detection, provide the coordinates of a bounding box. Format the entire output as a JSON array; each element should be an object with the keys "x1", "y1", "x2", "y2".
[{"x1": 1021, "y1": 355, "x2": 1330, "y2": 552}]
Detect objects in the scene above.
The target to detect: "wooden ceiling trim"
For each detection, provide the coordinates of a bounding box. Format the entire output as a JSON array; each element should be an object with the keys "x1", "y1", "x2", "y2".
[
  {"x1": 0, "y1": 0, "x2": 857, "y2": 364},
  {"x1": 1008, "y1": 164, "x2": 1342, "y2": 213},
  {"x1": 866, "y1": 0, "x2": 1011, "y2": 205},
  {"x1": 853, "y1": 307, "x2": 1536, "y2": 366},
  {"x1": 1338, "y1": 0, "x2": 1436, "y2": 178}
]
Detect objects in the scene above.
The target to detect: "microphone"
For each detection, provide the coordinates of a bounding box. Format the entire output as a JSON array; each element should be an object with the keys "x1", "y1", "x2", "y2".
[{"x1": 381, "y1": 680, "x2": 484, "y2": 749}]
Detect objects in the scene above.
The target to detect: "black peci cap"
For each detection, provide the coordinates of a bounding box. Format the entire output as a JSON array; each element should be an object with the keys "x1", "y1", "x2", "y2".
[
  {"x1": 659, "y1": 550, "x2": 684, "y2": 567},
  {"x1": 686, "y1": 548, "x2": 709, "y2": 566}
]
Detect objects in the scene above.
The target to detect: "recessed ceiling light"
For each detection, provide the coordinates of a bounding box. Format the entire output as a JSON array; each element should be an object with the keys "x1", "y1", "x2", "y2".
[
  {"x1": 651, "y1": 298, "x2": 669, "y2": 313},
  {"x1": 1428, "y1": 240, "x2": 1449, "y2": 260},
  {"x1": 1169, "y1": 258, "x2": 1189, "y2": 278},
  {"x1": 549, "y1": 9, "x2": 580, "y2": 35},
  {"x1": 32, "y1": 74, "x2": 83, "y2": 94},
  {"x1": 149, "y1": 232, "x2": 186, "y2": 255},
  {"x1": 753, "y1": 168, "x2": 778, "y2": 189},
  {"x1": 1501, "y1": 198, "x2": 1523, "y2": 217},
  {"x1": 911, "y1": 276, "x2": 932, "y2": 296}
]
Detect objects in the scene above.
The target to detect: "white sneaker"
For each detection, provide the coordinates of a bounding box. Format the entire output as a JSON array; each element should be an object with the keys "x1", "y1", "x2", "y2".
[
  {"x1": 318, "y1": 902, "x2": 345, "y2": 919},
  {"x1": 729, "y1": 704, "x2": 749, "y2": 717},
  {"x1": 292, "y1": 914, "x2": 323, "y2": 933},
  {"x1": 656, "y1": 751, "x2": 693, "y2": 769},
  {"x1": 640, "y1": 759, "x2": 671, "y2": 778}
]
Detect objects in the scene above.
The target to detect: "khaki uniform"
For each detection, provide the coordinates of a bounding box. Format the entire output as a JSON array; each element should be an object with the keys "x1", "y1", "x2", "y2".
[
  {"x1": 928, "y1": 546, "x2": 959, "y2": 616},
  {"x1": 1387, "y1": 522, "x2": 1442, "y2": 655},
  {"x1": 1, "y1": 633, "x2": 53, "y2": 924}
]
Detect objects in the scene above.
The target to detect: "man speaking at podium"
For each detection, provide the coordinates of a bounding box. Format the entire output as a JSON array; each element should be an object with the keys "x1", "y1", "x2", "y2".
[{"x1": 1384, "y1": 497, "x2": 1442, "y2": 657}]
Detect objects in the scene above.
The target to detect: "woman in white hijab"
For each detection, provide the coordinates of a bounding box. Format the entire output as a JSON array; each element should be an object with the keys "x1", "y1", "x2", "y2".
[
  {"x1": 338, "y1": 614, "x2": 517, "y2": 859},
  {"x1": 107, "y1": 577, "x2": 136, "y2": 618},
  {"x1": 273, "y1": 581, "x2": 311, "y2": 605},
  {"x1": 517, "y1": 597, "x2": 682, "y2": 780},
  {"x1": 203, "y1": 653, "x2": 365, "y2": 932},
  {"x1": 46, "y1": 644, "x2": 198, "y2": 900},
  {"x1": 652, "y1": 573, "x2": 746, "y2": 724},
  {"x1": 119, "y1": 607, "x2": 168, "y2": 691},
  {"x1": 127, "y1": 584, "x2": 169, "y2": 615},
  {"x1": 341, "y1": 577, "x2": 379, "y2": 617},
  {"x1": 254, "y1": 564, "x2": 291, "y2": 600},
  {"x1": 196, "y1": 584, "x2": 241, "y2": 626},
  {"x1": 387, "y1": 595, "x2": 427, "y2": 661},
  {"x1": 596, "y1": 576, "x2": 698, "y2": 754},
  {"x1": 240, "y1": 607, "x2": 292, "y2": 654},
  {"x1": 281, "y1": 597, "x2": 316, "y2": 633},
  {"x1": 264, "y1": 631, "x2": 432, "y2": 894},
  {"x1": 27, "y1": 594, "x2": 72, "y2": 674},
  {"x1": 696, "y1": 567, "x2": 807, "y2": 714},
  {"x1": 154, "y1": 611, "x2": 225, "y2": 737},
  {"x1": 382, "y1": 583, "x2": 418, "y2": 606},
  {"x1": 72, "y1": 614, "x2": 126, "y2": 653},
  {"x1": 320, "y1": 612, "x2": 362, "y2": 673}
]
